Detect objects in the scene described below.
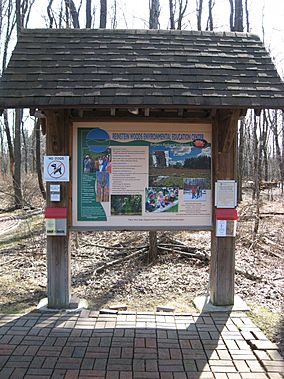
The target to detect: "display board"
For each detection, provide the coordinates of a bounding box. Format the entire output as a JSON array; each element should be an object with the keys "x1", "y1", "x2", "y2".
[{"x1": 72, "y1": 122, "x2": 212, "y2": 230}]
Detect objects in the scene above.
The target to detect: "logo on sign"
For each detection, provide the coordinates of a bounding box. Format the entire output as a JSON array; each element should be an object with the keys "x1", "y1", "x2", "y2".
[{"x1": 47, "y1": 161, "x2": 65, "y2": 179}]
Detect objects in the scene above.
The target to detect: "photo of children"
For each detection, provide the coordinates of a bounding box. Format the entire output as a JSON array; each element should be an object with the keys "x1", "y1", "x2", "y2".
[
  {"x1": 111, "y1": 194, "x2": 142, "y2": 216},
  {"x1": 183, "y1": 178, "x2": 209, "y2": 202},
  {"x1": 96, "y1": 172, "x2": 110, "y2": 202},
  {"x1": 145, "y1": 187, "x2": 179, "y2": 213},
  {"x1": 82, "y1": 149, "x2": 111, "y2": 174}
]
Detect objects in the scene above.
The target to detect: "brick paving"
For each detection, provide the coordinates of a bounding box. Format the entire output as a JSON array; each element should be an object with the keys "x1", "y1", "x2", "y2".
[{"x1": 0, "y1": 311, "x2": 283, "y2": 379}]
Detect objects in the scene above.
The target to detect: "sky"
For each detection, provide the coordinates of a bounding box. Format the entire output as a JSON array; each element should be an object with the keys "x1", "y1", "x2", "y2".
[{"x1": 29, "y1": 0, "x2": 284, "y2": 77}]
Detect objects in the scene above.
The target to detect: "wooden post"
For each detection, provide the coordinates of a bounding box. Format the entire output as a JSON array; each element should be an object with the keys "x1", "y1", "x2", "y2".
[
  {"x1": 210, "y1": 110, "x2": 240, "y2": 306},
  {"x1": 45, "y1": 110, "x2": 71, "y2": 309}
]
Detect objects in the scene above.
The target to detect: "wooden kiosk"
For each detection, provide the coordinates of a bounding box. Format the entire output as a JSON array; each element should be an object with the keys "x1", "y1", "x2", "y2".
[{"x1": 0, "y1": 29, "x2": 283, "y2": 309}]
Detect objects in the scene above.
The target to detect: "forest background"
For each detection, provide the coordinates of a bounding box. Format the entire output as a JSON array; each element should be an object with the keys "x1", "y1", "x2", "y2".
[
  {"x1": 0, "y1": 0, "x2": 284, "y2": 208},
  {"x1": 0, "y1": 0, "x2": 284, "y2": 352}
]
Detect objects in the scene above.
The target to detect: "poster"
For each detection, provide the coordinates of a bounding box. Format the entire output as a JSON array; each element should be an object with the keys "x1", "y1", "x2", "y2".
[{"x1": 72, "y1": 122, "x2": 212, "y2": 230}]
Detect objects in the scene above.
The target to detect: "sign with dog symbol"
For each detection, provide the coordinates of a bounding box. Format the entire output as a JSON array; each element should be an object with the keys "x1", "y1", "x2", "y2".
[{"x1": 44, "y1": 156, "x2": 69, "y2": 182}]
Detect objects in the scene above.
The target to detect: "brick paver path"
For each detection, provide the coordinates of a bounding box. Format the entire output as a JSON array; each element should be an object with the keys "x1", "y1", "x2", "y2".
[{"x1": 0, "y1": 310, "x2": 283, "y2": 378}]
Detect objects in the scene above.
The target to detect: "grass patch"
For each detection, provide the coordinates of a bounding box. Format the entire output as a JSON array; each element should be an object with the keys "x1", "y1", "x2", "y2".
[
  {"x1": 0, "y1": 213, "x2": 44, "y2": 251},
  {"x1": 248, "y1": 303, "x2": 282, "y2": 341}
]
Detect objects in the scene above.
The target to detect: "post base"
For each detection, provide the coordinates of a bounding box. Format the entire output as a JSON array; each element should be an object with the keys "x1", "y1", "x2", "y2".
[
  {"x1": 37, "y1": 297, "x2": 88, "y2": 313},
  {"x1": 193, "y1": 295, "x2": 250, "y2": 313}
]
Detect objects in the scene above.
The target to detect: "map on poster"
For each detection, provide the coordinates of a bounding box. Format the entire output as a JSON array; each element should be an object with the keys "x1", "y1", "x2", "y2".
[{"x1": 72, "y1": 123, "x2": 212, "y2": 230}]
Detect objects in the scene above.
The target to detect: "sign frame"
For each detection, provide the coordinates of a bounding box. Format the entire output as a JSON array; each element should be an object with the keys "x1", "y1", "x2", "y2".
[{"x1": 72, "y1": 122, "x2": 213, "y2": 231}]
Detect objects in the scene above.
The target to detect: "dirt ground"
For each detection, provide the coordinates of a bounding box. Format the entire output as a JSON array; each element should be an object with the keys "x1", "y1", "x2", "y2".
[{"x1": 0, "y1": 179, "x2": 283, "y2": 354}]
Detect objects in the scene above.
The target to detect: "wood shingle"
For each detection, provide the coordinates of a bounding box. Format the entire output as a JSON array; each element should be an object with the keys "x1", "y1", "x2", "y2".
[{"x1": 0, "y1": 28, "x2": 283, "y2": 109}]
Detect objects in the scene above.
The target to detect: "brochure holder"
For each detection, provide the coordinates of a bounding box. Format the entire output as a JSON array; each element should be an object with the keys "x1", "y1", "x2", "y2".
[
  {"x1": 45, "y1": 207, "x2": 67, "y2": 236},
  {"x1": 215, "y1": 209, "x2": 238, "y2": 237}
]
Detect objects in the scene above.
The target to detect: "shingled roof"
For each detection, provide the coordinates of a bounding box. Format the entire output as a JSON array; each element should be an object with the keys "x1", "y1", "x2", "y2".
[{"x1": 0, "y1": 28, "x2": 284, "y2": 109}]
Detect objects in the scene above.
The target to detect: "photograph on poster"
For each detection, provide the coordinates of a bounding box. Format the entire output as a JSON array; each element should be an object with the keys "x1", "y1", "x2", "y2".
[
  {"x1": 96, "y1": 172, "x2": 110, "y2": 202},
  {"x1": 149, "y1": 142, "x2": 211, "y2": 185},
  {"x1": 83, "y1": 149, "x2": 111, "y2": 173},
  {"x1": 149, "y1": 175, "x2": 184, "y2": 188},
  {"x1": 145, "y1": 187, "x2": 179, "y2": 213},
  {"x1": 183, "y1": 178, "x2": 209, "y2": 202},
  {"x1": 111, "y1": 194, "x2": 142, "y2": 216}
]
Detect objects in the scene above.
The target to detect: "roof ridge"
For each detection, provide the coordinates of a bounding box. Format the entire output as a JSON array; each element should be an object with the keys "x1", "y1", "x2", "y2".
[{"x1": 20, "y1": 28, "x2": 260, "y2": 40}]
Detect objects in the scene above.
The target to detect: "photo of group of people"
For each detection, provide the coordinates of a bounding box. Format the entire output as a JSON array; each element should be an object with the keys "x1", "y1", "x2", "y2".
[
  {"x1": 145, "y1": 187, "x2": 179, "y2": 213},
  {"x1": 83, "y1": 149, "x2": 111, "y2": 174},
  {"x1": 183, "y1": 178, "x2": 208, "y2": 201}
]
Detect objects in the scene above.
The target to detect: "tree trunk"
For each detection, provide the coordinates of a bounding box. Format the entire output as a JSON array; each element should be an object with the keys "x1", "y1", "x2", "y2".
[
  {"x1": 253, "y1": 112, "x2": 260, "y2": 234},
  {"x1": 169, "y1": 0, "x2": 175, "y2": 29},
  {"x1": 21, "y1": 123, "x2": 28, "y2": 174},
  {"x1": 3, "y1": 110, "x2": 14, "y2": 176},
  {"x1": 149, "y1": 0, "x2": 160, "y2": 29},
  {"x1": 207, "y1": 0, "x2": 214, "y2": 31},
  {"x1": 86, "y1": 0, "x2": 92, "y2": 28},
  {"x1": 244, "y1": 0, "x2": 250, "y2": 32},
  {"x1": 66, "y1": 0, "x2": 80, "y2": 28},
  {"x1": 228, "y1": 0, "x2": 234, "y2": 30},
  {"x1": 196, "y1": 0, "x2": 203, "y2": 31},
  {"x1": 281, "y1": 111, "x2": 284, "y2": 193},
  {"x1": 234, "y1": 0, "x2": 243, "y2": 32},
  {"x1": 47, "y1": 0, "x2": 55, "y2": 28},
  {"x1": 177, "y1": 0, "x2": 188, "y2": 30},
  {"x1": 237, "y1": 119, "x2": 244, "y2": 202},
  {"x1": 35, "y1": 119, "x2": 46, "y2": 200},
  {"x1": 100, "y1": 0, "x2": 107, "y2": 28},
  {"x1": 16, "y1": 0, "x2": 21, "y2": 36},
  {"x1": 148, "y1": 230, "x2": 158, "y2": 262}
]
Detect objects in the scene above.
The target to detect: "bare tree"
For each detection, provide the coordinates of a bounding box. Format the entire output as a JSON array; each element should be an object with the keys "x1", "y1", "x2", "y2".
[
  {"x1": 169, "y1": 0, "x2": 188, "y2": 30},
  {"x1": 149, "y1": 0, "x2": 160, "y2": 29},
  {"x1": 111, "y1": 0, "x2": 117, "y2": 29},
  {"x1": 64, "y1": 0, "x2": 80, "y2": 28},
  {"x1": 229, "y1": 0, "x2": 243, "y2": 32},
  {"x1": 47, "y1": 0, "x2": 55, "y2": 28},
  {"x1": 169, "y1": 0, "x2": 175, "y2": 29},
  {"x1": 86, "y1": 0, "x2": 92, "y2": 28},
  {"x1": 207, "y1": 0, "x2": 214, "y2": 31},
  {"x1": 267, "y1": 110, "x2": 284, "y2": 192},
  {"x1": 244, "y1": 0, "x2": 249, "y2": 32},
  {"x1": 100, "y1": 0, "x2": 107, "y2": 28},
  {"x1": 177, "y1": 0, "x2": 188, "y2": 30},
  {"x1": 35, "y1": 119, "x2": 46, "y2": 200},
  {"x1": 196, "y1": 0, "x2": 203, "y2": 31}
]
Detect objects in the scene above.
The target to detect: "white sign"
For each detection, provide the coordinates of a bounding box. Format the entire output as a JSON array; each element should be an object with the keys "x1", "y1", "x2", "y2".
[
  {"x1": 44, "y1": 156, "x2": 69, "y2": 182},
  {"x1": 216, "y1": 220, "x2": 237, "y2": 237},
  {"x1": 215, "y1": 180, "x2": 237, "y2": 208}
]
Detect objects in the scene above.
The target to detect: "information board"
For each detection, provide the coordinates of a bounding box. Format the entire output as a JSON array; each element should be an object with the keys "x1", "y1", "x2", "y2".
[{"x1": 72, "y1": 122, "x2": 212, "y2": 230}]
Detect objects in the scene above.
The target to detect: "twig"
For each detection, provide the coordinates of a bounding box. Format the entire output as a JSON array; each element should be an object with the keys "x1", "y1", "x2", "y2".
[
  {"x1": 81, "y1": 240, "x2": 148, "y2": 251},
  {"x1": 158, "y1": 246, "x2": 209, "y2": 261},
  {"x1": 94, "y1": 247, "x2": 148, "y2": 274},
  {"x1": 235, "y1": 267, "x2": 262, "y2": 281}
]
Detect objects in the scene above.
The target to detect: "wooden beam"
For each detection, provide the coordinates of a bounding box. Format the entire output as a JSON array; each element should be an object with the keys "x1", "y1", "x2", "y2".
[
  {"x1": 177, "y1": 109, "x2": 184, "y2": 117},
  {"x1": 210, "y1": 109, "x2": 239, "y2": 306},
  {"x1": 218, "y1": 110, "x2": 240, "y2": 154},
  {"x1": 45, "y1": 110, "x2": 71, "y2": 309}
]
